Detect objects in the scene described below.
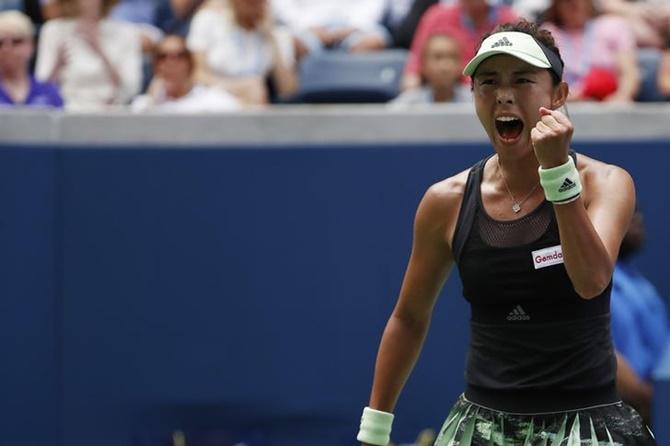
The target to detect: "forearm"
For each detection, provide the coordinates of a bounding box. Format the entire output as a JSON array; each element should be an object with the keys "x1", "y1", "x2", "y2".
[
  {"x1": 271, "y1": 63, "x2": 298, "y2": 98},
  {"x1": 614, "y1": 56, "x2": 640, "y2": 100},
  {"x1": 554, "y1": 199, "x2": 613, "y2": 299},
  {"x1": 368, "y1": 311, "x2": 431, "y2": 411},
  {"x1": 658, "y1": 54, "x2": 670, "y2": 96},
  {"x1": 269, "y1": 39, "x2": 298, "y2": 97}
]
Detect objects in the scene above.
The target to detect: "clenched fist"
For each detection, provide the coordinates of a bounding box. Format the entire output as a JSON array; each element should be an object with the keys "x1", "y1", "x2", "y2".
[{"x1": 530, "y1": 107, "x2": 573, "y2": 169}]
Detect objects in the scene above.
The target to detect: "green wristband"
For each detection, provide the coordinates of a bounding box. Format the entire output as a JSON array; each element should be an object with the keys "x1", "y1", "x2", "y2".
[
  {"x1": 356, "y1": 406, "x2": 394, "y2": 445},
  {"x1": 538, "y1": 157, "x2": 582, "y2": 203}
]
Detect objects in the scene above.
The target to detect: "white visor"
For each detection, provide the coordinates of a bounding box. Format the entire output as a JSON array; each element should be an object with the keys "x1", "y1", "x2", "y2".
[{"x1": 463, "y1": 31, "x2": 553, "y2": 77}]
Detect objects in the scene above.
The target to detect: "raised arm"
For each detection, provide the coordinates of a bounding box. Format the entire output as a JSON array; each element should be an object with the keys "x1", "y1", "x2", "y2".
[{"x1": 532, "y1": 107, "x2": 635, "y2": 299}]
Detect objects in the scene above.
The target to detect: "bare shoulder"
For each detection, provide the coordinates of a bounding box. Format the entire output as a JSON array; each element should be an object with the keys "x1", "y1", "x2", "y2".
[
  {"x1": 422, "y1": 168, "x2": 470, "y2": 213},
  {"x1": 417, "y1": 168, "x2": 471, "y2": 247},
  {"x1": 576, "y1": 153, "x2": 634, "y2": 186},
  {"x1": 576, "y1": 153, "x2": 635, "y2": 204}
]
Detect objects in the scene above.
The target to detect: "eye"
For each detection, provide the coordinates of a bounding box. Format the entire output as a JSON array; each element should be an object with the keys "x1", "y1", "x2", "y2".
[
  {"x1": 479, "y1": 79, "x2": 495, "y2": 85},
  {"x1": 516, "y1": 78, "x2": 533, "y2": 84}
]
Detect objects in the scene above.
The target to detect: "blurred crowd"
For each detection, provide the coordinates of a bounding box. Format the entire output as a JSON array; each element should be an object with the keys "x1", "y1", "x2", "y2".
[{"x1": 0, "y1": 0, "x2": 669, "y2": 111}]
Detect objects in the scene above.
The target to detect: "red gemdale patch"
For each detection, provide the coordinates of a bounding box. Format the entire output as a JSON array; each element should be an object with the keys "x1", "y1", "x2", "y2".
[{"x1": 532, "y1": 245, "x2": 564, "y2": 270}]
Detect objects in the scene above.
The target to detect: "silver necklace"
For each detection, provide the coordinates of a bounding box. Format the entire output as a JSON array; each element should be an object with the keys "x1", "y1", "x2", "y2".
[{"x1": 497, "y1": 157, "x2": 540, "y2": 213}]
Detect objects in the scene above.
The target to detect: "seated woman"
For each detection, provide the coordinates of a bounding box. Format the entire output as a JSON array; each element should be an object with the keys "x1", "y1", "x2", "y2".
[
  {"x1": 187, "y1": 0, "x2": 298, "y2": 105},
  {"x1": 402, "y1": 0, "x2": 517, "y2": 91},
  {"x1": 131, "y1": 34, "x2": 239, "y2": 113},
  {"x1": 35, "y1": 0, "x2": 143, "y2": 109},
  {"x1": 541, "y1": 0, "x2": 640, "y2": 102},
  {"x1": 0, "y1": 10, "x2": 62, "y2": 107},
  {"x1": 391, "y1": 33, "x2": 470, "y2": 105}
]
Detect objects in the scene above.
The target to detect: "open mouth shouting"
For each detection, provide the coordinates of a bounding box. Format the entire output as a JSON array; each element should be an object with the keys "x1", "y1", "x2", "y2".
[{"x1": 495, "y1": 115, "x2": 525, "y2": 144}]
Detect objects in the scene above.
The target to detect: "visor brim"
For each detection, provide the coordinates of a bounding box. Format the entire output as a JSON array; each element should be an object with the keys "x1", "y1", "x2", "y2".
[{"x1": 462, "y1": 48, "x2": 553, "y2": 77}]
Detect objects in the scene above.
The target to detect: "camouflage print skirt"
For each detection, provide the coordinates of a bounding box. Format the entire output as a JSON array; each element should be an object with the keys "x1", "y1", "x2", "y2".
[{"x1": 434, "y1": 395, "x2": 657, "y2": 446}]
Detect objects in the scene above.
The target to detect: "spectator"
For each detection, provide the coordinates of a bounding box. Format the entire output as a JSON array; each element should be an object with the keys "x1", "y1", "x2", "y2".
[
  {"x1": 156, "y1": 0, "x2": 204, "y2": 36},
  {"x1": 541, "y1": 0, "x2": 640, "y2": 102},
  {"x1": 0, "y1": 10, "x2": 62, "y2": 107},
  {"x1": 659, "y1": 41, "x2": 670, "y2": 97},
  {"x1": 187, "y1": 0, "x2": 297, "y2": 105},
  {"x1": 598, "y1": 0, "x2": 670, "y2": 48},
  {"x1": 385, "y1": 0, "x2": 422, "y2": 48},
  {"x1": 391, "y1": 33, "x2": 470, "y2": 105},
  {"x1": 611, "y1": 210, "x2": 669, "y2": 424},
  {"x1": 108, "y1": 0, "x2": 164, "y2": 52},
  {"x1": 35, "y1": 0, "x2": 142, "y2": 110},
  {"x1": 403, "y1": 0, "x2": 517, "y2": 90},
  {"x1": 271, "y1": 0, "x2": 390, "y2": 57},
  {"x1": 131, "y1": 34, "x2": 239, "y2": 113}
]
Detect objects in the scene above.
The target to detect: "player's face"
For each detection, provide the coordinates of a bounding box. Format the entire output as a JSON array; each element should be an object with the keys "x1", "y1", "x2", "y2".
[{"x1": 472, "y1": 54, "x2": 563, "y2": 154}]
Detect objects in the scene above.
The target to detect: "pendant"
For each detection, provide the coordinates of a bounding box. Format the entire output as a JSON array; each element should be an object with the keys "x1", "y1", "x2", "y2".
[{"x1": 512, "y1": 203, "x2": 521, "y2": 213}]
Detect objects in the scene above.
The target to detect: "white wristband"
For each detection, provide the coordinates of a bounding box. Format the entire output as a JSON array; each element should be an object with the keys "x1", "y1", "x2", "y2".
[
  {"x1": 538, "y1": 157, "x2": 582, "y2": 203},
  {"x1": 356, "y1": 406, "x2": 394, "y2": 445}
]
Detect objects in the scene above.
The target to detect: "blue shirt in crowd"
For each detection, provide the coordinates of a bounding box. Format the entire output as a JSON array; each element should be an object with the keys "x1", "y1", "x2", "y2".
[
  {"x1": 0, "y1": 76, "x2": 63, "y2": 108},
  {"x1": 611, "y1": 260, "x2": 670, "y2": 380}
]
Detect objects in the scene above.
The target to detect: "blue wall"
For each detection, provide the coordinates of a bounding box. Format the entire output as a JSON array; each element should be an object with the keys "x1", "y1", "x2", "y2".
[{"x1": 1, "y1": 142, "x2": 669, "y2": 446}]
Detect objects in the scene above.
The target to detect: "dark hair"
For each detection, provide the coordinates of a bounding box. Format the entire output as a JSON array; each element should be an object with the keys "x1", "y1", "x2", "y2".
[{"x1": 476, "y1": 19, "x2": 565, "y2": 85}]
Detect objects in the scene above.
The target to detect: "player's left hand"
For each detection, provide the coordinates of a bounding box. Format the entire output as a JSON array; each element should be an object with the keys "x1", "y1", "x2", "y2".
[{"x1": 530, "y1": 107, "x2": 573, "y2": 168}]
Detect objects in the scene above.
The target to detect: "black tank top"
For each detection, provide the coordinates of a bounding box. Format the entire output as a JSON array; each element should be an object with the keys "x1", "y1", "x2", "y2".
[{"x1": 452, "y1": 154, "x2": 619, "y2": 413}]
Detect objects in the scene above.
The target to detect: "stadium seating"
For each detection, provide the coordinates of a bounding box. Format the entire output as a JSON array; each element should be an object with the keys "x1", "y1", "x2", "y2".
[{"x1": 292, "y1": 49, "x2": 409, "y2": 103}]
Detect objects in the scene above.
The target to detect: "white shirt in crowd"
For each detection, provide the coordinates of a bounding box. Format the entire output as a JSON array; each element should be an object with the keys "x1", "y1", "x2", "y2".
[
  {"x1": 187, "y1": 8, "x2": 294, "y2": 78},
  {"x1": 131, "y1": 84, "x2": 241, "y2": 113},
  {"x1": 36, "y1": 18, "x2": 142, "y2": 110},
  {"x1": 271, "y1": 0, "x2": 387, "y2": 33}
]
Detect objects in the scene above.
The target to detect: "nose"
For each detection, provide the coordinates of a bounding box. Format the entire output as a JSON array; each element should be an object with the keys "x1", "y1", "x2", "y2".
[{"x1": 496, "y1": 87, "x2": 514, "y2": 105}]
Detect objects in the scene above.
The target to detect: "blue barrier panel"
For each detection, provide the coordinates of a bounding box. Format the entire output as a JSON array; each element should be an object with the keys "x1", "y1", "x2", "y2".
[
  {"x1": 0, "y1": 147, "x2": 60, "y2": 446},
  {"x1": 2, "y1": 141, "x2": 669, "y2": 446},
  {"x1": 56, "y1": 144, "x2": 483, "y2": 446}
]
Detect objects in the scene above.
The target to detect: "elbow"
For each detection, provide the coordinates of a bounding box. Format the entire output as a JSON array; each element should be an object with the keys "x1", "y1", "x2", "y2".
[{"x1": 574, "y1": 276, "x2": 611, "y2": 300}]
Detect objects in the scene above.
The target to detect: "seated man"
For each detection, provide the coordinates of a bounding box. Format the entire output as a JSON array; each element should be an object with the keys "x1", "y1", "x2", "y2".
[
  {"x1": 612, "y1": 210, "x2": 670, "y2": 424},
  {"x1": 271, "y1": 0, "x2": 390, "y2": 57},
  {"x1": 131, "y1": 34, "x2": 239, "y2": 113},
  {"x1": 0, "y1": 10, "x2": 62, "y2": 107}
]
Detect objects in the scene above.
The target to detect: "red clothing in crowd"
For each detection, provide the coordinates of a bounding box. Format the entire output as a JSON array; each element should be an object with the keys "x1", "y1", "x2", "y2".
[{"x1": 405, "y1": 2, "x2": 518, "y2": 77}]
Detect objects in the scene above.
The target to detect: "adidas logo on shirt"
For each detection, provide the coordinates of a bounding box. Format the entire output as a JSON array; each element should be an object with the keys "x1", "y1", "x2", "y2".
[
  {"x1": 506, "y1": 305, "x2": 531, "y2": 321},
  {"x1": 558, "y1": 178, "x2": 576, "y2": 193},
  {"x1": 491, "y1": 37, "x2": 512, "y2": 48}
]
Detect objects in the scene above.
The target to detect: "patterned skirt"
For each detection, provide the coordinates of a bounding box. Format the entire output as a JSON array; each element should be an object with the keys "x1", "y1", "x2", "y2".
[{"x1": 434, "y1": 395, "x2": 657, "y2": 446}]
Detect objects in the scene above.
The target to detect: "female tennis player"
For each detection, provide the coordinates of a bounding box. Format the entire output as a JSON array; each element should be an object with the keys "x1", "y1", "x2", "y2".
[{"x1": 357, "y1": 20, "x2": 657, "y2": 446}]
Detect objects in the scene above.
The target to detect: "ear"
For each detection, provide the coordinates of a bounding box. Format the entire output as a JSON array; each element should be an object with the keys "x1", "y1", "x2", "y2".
[{"x1": 551, "y1": 81, "x2": 569, "y2": 110}]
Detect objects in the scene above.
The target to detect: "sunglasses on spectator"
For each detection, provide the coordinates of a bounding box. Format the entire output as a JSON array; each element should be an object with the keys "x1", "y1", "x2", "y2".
[
  {"x1": 156, "y1": 50, "x2": 189, "y2": 61},
  {"x1": 0, "y1": 37, "x2": 28, "y2": 48}
]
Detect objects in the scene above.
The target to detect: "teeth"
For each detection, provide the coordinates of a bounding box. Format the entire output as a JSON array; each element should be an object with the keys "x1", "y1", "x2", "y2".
[{"x1": 496, "y1": 116, "x2": 520, "y2": 122}]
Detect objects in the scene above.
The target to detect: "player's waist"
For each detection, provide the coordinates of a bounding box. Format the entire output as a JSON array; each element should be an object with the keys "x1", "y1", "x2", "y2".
[{"x1": 464, "y1": 383, "x2": 620, "y2": 414}]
